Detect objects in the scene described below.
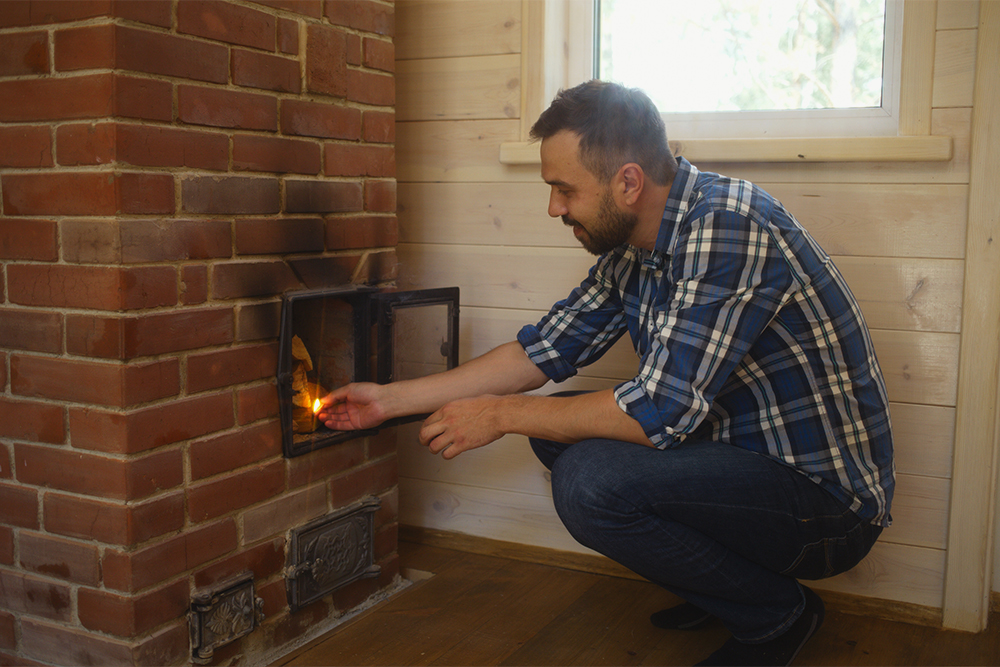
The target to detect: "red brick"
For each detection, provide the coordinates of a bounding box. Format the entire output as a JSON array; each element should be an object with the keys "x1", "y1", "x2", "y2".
[
  {"x1": 0, "y1": 73, "x2": 113, "y2": 122},
  {"x1": 0, "y1": 398, "x2": 65, "y2": 444},
  {"x1": 122, "y1": 307, "x2": 234, "y2": 357},
  {"x1": 326, "y1": 215, "x2": 398, "y2": 250},
  {"x1": 0, "y1": 126, "x2": 53, "y2": 168},
  {"x1": 134, "y1": 624, "x2": 190, "y2": 667},
  {"x1": 237, "y1": 382, "x2": 279, "y2": 424},
  {"x1": 2, "y1": 172, "x2": 116, "y2": 216},
  {"x1": 113, "y1": 74, "x2": 173, "y2": 122},
  {"x1": 79, "y1": 578, "x2": 188, "y2": 637},
  {"x1": 117, "y1": 171, "x2": 176, "y2": 214},
  {"x1": 102, "y1": 519, "x2": 237, "y2": 592},
  {"x1": 326, "y1": 0, "x2": 394, "y2": 35},
  {"x1": 117, "y1": 124, "x2": 229, "y2": 171},
  {"x1": 250, "y1": 0, "x2": 321, "y2": 17},
  {"x1": 194, "y1": 538, "x2": 284, "y2": 589},
  {"x1": 54, "y1": 22, "x2": 114, "y2": 71},
  {"x1": 190, "y1": 421, "x2": 281, "y2": 480},
  {"x1": 19, "y1": 531, "x2": 100, "y2": 585},
  {"x1": 211, "y1": 260, "x2": 302, "y2": 299},
  {"x1": 14, "y1": 443, "x2": 182, "y2": 501},
  {"x1": 0, "y1": 218, "x2": 57, "y2": 261},
  {"x1": 365, "y1": 178, "x2": 396, "y2": 212},
  {"x1": 305, "y1": 23, "x2": 347, "y2": 97},
  {"x1": 123, "y1": 358, "x2": 182, "y2": 405},
  {"x1": 362, "y1": 110, "x2": 394, "y2": 143},
  {"x1": 325, "y1": 143, "x2": 394, "y2": 177},
  {"x1": 178, "y1": 0, "x2": 275, "y2": 50},
  {"x1": 242, "y1": 483, "x2": 326, "y2": 543},
  {"x1": 11, "y1": 354, "x2": 125, "y2": 407},
  {"x1": 182, "y1": 176, "x2": 281, "y2": 215},
  {"x1": 0, "y1": 610, "x2": 12, "y2": 649},
  {"x1": 0, "y1": 0, "x2": 29, "y2": 27},
  {"x1": 44, "y1": 491, "x2": 184, "y2": 546},
  {"x1": 53, "y1": 215, "x2": 120, "y2": 265},
  {"x1": 278, "y1": 16, "x2": 299, "y2": 53},
  {"x1": 113, "y1": 0, "x2": 172, "y2": 28},
  {"x1": 65, "y1": 314, "x2": 125, "y2": 359},
  {"x1": 23, "y1": 0, "x2": 112, "y2": 25},
  {"x1": 286, "y1": 254, "x2": 360, "y2": 285},
  {"x1": 236, "y1": 301, "x2": 280, "y2": 341},
  {"x1": 0, "y1": 30, "x2": 48, "y2": 75},
  {"x1": 0, "y1": 482, "x2": 39, "y2": 529},
  {"x1": 346, "y1": 32, "x2": 361, "y2": 66},
  {"x1": 232, "y1": 48, "x2": 301, "y2": 93},
  {"x1": 281, "y1": 99, "x2": 361, "y2": 140},
  {"x1": 70, "y1": 392, "x2": 234, "y2": 454},
  {"x1": 116, "y1": 24, "x2": 228, "y2": 83},
  {"x1": 285, "y1": 179, "x2": 363, "y2": 213},
  {"x1": 21, "y1": 618, "x2": 130, "y2": 666},
  {"x1": 178, "y1": 84, "x2": 278, "y2": 130},
  {"x1": 329, "y1": 457, "x2": 398, "y2": 508},
  {"x1": 346, "y1": 69, "x2": 394, "y2": 106},
  {"x1": 0, "y1": 572, "x2": 71, "y2": 623},
  {"x1": 188, "y1": 459, "x2": 286, "y2": 522},
  {"x1": 363, "y1": 37, "x2": 394, "y2": 72},
  {"x1": 233, "y1": 134, "x2": 322, "y2": 174},
  {"x1": 120, "y1": 218, "x2": 232, "y2": 263},
  {"x1": 235, "y1": 217, "x2": 325, "y2": 254},
  {"x1": 0, "y1": 443, "x2": 9, "y2": 479},
  {"x1": 358, "y1": 249, "x2": 398, "y2": 282},
  {"x1": 56, "y1": 122, "x2": 116, "y2": 166},
  {"x1": 181, "y1": 264, "x2": 209, "y2": 305},
  {"x1": 187, "y1": 342, "x2": 278, "y2": 394},
  {"x1": 288, "y1": 439, "x2": 365, "y2": 488},
  {"x1": 7, "y1": 264, "x2": 175, "y2": 311}
]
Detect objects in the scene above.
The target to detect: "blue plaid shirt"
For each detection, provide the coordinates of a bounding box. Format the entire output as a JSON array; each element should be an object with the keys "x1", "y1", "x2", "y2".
[{"x1": 518, "y1": 158, "x2": 894, "y2": 525}]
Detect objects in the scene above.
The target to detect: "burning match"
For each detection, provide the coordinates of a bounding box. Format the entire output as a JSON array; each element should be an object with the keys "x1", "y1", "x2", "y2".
[{"x1": 312, "y1": 398, "x2": 323, "y2": 414}]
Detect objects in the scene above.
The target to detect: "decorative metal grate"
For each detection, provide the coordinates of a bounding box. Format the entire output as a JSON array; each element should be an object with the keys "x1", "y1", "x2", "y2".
[
  {"x1": 188, "y1": 572, "x2": 264, "y2": 664},
  {"x1": 285, "y1": 497, "x2": 382, "y2": 612}
]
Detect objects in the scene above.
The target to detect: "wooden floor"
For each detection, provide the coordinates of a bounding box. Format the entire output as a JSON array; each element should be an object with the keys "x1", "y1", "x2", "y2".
[{"x1": 277, "y1": 540, "x2": 1000, "y2": 666}]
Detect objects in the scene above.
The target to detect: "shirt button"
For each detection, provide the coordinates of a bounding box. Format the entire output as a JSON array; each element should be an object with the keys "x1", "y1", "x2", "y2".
[{"x1": 654, "y1": 270, "x2": 663, "y2": 278}]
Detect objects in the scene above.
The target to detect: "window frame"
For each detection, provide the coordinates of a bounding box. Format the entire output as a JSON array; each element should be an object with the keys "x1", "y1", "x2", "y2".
[{"x1": 506, "y1": 0, "x2": 951, "y2": 164}]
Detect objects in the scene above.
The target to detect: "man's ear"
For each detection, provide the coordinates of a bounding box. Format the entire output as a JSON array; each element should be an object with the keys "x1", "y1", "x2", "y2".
[{"x1": 616, "y1": 163, "x2": 644, "y2": 206}]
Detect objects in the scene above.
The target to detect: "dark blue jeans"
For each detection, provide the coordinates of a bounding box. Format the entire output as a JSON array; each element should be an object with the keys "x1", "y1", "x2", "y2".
[{"x1": 530, "y1": 436, "x2": 882, "y2": 643}]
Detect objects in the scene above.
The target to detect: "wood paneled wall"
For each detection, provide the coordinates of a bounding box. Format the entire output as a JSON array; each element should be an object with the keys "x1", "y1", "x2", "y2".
[{"x1": 393, "y1": 0, "x2": 996, "y2": 627}]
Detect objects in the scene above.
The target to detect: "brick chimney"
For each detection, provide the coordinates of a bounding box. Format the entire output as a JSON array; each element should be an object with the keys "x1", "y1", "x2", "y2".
[{"x1": 0, "y1": 1, "x2": 399, "y2": 664}]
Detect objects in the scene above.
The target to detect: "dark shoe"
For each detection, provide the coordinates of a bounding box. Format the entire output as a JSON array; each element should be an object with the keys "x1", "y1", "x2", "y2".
[
  {"x1": 695, "y1": 586, "x2": 825, "y2": 666},
  {"x1": 650, "y1": 601, "x2": 714, "y2": 630}
]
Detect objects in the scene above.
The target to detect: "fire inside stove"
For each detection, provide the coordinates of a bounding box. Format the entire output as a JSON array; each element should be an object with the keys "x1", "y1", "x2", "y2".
[{"x1": 277, "y1": 285, "x2": 459, "y2": 458}]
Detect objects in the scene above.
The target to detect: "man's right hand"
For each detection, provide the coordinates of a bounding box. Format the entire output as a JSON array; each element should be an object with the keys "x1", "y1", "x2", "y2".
[{"x1": 316, "y1": 383, "x2": 389, "y2": 431}]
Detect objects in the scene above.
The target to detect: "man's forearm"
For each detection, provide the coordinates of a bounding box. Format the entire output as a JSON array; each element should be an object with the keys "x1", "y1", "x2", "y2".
[
  {"x1": 493, "y1": 388, "x2": 654, "y2": 448},
  {"x1": 380, "y1": 341, "x2": 550, "y2": 421}
]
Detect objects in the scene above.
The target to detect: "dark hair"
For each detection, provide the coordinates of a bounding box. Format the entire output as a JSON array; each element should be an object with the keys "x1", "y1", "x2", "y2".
[{"x1": 530, "y1": 80, "x2": 676, "y2": 186}]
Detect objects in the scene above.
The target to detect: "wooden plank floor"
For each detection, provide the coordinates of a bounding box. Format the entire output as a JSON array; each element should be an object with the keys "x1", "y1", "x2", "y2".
[{"x1": 277, "y1": 540, "x2": 1000, "y2": 666}]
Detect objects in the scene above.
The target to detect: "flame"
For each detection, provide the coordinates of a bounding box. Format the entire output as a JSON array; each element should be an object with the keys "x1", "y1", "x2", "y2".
[{"x1": 312, "y1": 398, "x2": 322, "y2": 413}]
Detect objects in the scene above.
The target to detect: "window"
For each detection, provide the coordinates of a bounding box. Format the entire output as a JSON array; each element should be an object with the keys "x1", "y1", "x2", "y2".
[{"x1": 593, "y1": 0, "x2": 904, "y2": 138}]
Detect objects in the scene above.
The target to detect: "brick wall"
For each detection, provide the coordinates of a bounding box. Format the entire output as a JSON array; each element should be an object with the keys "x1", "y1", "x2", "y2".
[{"x1": 0, "y1": 1, "x2": 400, "y2": 664}]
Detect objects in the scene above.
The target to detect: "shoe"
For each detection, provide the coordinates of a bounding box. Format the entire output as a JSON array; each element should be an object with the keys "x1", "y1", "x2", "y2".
[{"x1": 695, "y1": 586, "x2": 825, "y2": 666}]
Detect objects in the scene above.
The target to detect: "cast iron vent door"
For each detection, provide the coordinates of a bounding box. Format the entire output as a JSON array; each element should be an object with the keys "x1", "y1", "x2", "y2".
[{"x1": 277, "y1": 286, "x2": 459, "y2": 458}]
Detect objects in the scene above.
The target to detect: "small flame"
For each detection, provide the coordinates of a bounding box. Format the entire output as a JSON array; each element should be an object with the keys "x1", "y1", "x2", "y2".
[{"x1": 312, "y1": 398, "x2": 322, "y2": 414}]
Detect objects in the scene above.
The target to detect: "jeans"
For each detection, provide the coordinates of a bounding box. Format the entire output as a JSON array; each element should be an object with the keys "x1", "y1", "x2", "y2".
[{"x1": 530, "y1": 436, "x2": 882, "y2": 643}]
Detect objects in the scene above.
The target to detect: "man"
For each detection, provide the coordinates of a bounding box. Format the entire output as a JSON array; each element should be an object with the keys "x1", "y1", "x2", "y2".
[{"x1": 319, "y1": 80, "x2": 894, "y2": 667}]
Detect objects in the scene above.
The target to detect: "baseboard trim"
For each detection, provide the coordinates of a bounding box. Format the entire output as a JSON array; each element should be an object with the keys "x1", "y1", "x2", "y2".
[{"x1": 400, "y1": 525, "x2": 944, "y2": 628}]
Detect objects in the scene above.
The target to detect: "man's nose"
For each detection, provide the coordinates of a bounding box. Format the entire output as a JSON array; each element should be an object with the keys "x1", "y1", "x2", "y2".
[{"x1": 548, "y1": 192, "x2": 567, "y2": 218}]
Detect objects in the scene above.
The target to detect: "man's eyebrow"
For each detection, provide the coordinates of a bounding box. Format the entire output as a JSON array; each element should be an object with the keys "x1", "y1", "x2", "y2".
[{"x1": 545, "y1": 178, "x2": 573, "y2": 189}]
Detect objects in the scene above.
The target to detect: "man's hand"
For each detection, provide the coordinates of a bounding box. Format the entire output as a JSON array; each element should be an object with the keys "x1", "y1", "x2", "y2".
[
  {"x1": 419, "y1": 395, "x2": 506, "y2": 460},
  {"x1": 317, "y1": 383, "x2": 389, "y2": 431}
]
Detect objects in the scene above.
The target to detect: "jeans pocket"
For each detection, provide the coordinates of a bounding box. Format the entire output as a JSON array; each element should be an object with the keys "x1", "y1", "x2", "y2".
[{"x1": 782, "y1": 520, "x2": 882, "y2": 580}]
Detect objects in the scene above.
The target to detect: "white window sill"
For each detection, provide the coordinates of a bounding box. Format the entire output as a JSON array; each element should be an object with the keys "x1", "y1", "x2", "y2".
[{"x1": 499, "y1": 135, "x2": 953, "y2": 165}]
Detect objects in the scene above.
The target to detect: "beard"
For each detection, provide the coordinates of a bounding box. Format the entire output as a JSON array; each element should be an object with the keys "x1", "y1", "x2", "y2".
[{"x1": 564, "y1": 190, "x2": 639, "y2": 256}]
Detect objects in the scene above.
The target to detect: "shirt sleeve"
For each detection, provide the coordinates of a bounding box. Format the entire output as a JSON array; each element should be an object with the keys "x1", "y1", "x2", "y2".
[
  {"x1": 616, "y1": 208, "x2": 798, "y2": 448},
  {"x1": 517, "y1": 251, "x2": 629, "y2": 382}
]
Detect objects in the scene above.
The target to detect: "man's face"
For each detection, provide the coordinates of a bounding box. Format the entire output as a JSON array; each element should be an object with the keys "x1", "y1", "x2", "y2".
[{"x1": 540, "y1": 131, "x2": 638, "y2": 256}]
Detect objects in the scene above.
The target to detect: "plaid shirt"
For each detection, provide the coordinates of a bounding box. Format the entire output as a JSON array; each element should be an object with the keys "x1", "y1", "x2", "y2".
[{"x1": 518, "y1": 158, "x2": 894, "y2": 525}]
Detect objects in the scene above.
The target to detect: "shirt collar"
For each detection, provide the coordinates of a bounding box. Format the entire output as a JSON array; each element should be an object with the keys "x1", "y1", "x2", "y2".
[{"x1": 654, "y1": 157, "x2": 699, "y2": 257}]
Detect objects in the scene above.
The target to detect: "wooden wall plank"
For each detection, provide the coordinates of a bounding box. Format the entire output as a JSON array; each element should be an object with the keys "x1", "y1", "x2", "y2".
[
  {"x1": 870, "y1": 330, "x2": 960, "y2": 407},
  {"x1": 811, "y1": 541, "x2": 945, "y2": 609},
  {"x1": 399, "y1": 181, "x2": 969, "y2": 260},
  {"x1": 932, "y1": 29, "x2": 978, "y2": 108},
  {"x1": 396, "y1": 55, "x2": 522, "y2": 122},
  {"x1": 937, "y1": 0, "x2": 981, "y2": 30},
  {"x1": 397, "y1": 119, "x2": 528, "y2": 182},
  {"x1": 396, "y1": 0, "x2": 521, "y2": 60},
  {"x1": 889, "y1": 402, "x2": 955, "y2": 479}
]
